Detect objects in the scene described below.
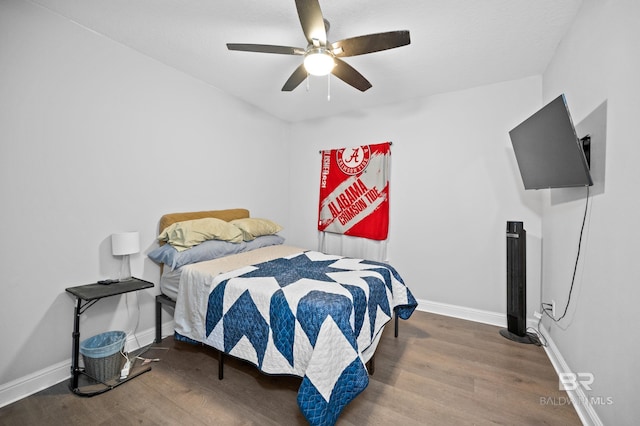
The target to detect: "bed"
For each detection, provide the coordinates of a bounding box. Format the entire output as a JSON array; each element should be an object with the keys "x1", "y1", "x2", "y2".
[{"x1": 150, "y1": 208, "x2": 417, "y2": 426}]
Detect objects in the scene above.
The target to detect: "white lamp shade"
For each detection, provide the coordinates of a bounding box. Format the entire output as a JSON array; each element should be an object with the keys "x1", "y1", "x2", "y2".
[
  {"x1": 111, "y1": 232, "x2": 140, "y2": 256},
  {"x1": 303, "y1": 51, "x2": 335, "y2": 76}
]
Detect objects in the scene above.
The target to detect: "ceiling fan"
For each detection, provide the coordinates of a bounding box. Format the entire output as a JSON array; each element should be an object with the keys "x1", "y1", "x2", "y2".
[{"x1": 226, "y1": 0, "x2": 410, "y2": 92}]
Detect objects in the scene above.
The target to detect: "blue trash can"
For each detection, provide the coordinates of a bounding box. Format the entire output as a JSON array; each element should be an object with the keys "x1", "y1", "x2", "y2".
[{"x1": 79, "y1": 331, "x2": 127, "y2": 382}]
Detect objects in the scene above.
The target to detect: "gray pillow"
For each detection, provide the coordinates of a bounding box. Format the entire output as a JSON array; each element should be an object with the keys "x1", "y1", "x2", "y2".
[{"x1": 148, "y1": 234, "x2": 285, "y2": 270}]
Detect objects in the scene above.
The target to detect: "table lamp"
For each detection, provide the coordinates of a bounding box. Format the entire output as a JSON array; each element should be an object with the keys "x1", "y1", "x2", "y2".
[{"x1": 111, "y1": 231, "x2": 140, "y2": 281}]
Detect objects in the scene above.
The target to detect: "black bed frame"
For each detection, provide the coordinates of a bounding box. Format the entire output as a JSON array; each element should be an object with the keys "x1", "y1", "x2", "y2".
[{"x1": 155, "y1": 293, "x2": 401, "y2": 379}]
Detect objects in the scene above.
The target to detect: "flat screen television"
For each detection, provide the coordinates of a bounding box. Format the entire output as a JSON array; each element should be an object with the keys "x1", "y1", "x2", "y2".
[{"x1": 509, "y1": 94, "x2": 593, "y2": 190}]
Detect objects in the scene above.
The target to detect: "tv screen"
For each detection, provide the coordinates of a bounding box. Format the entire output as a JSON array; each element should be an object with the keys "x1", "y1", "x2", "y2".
[{"x1": 509, "y1": 94, "x2": 593, "y2": 190}]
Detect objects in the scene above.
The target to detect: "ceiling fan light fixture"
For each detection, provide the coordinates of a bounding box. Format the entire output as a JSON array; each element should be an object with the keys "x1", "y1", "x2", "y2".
[{"x1": 303, "y1": 49, "x2": 335, "y2": 76}]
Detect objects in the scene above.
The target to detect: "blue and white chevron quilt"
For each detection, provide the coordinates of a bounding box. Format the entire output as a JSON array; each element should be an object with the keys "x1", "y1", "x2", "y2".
[{"x1": 174, "y1": 249, "x2": 417, "y2": 426}]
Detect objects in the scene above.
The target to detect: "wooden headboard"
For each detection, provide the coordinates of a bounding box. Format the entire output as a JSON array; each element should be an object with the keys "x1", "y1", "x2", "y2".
[{"x1": 158, "y1": 208, "x2": 250, "y2": 235}]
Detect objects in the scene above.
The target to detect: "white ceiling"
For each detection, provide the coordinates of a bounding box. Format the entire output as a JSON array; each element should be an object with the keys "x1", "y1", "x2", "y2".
[{"x1": 31, "y1": 0, "x2": 583, "y2": 122}]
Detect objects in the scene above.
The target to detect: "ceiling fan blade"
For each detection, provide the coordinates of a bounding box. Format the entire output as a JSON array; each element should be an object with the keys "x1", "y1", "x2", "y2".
[
  {"x1": 331, "y1": 58, "x2": 372, "y2": 92},
  {"x1": 295, "y1": 0, "x2": 327, "y2": 46},
  {"x1": 227, "y1": 43, "x2": 305, "y2": 55},
  {"x1": 331, "y1": 30, "x2": 411, "y2": 57},
  {"x1": 282, "y1": 64, "x2": 308, "y2": 91}
]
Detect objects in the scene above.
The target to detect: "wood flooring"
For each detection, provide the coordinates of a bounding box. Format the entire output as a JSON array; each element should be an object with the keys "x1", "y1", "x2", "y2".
[{"x1": 0, "y1": 311, "x2": 581, "y2": 425}]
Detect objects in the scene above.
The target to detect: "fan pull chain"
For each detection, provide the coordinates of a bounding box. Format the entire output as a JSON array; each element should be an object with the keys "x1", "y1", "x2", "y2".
[
  {"x1": 306, "y1": 74, "x2": 310, "y2": 92},
  {"x1": 327, "y1": 74, "x2": 331, "y2": 101}
]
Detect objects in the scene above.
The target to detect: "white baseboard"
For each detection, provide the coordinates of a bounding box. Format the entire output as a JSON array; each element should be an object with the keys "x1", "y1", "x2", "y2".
[
  {"x1": 0, "y1": 320, "x2": 174, "y2": 409},
  {"x1": 415, "y1": 298, "x2": 542, "y2": 331},
  {"x1": 415, "y1": 298, "x2": 507, "y2": 328},
  {"x1": 0, "y1": 359, "x2": 71, "y2": 410},
  {"x1": 537, "y1": 323, "x2": 603, "y2": 426}
]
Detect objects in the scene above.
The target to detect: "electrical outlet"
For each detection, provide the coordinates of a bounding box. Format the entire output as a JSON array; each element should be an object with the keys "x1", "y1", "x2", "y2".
[{"x1": 551, "y1": 300, "x2": 556, "y2": 317}]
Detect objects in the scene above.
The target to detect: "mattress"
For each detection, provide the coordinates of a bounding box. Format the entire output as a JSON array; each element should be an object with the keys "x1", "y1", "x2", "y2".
[{"x1": 159, "y1": 267, "x2": 181, "y2": 301}]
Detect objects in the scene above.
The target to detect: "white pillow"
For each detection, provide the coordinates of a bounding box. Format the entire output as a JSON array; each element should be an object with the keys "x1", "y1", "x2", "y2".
[
  {"x1": 230, "y1": 218, "x2": 283, "y2": 241},
  {"x1": 158, "y1": 217, "x2": 243, "y2": 251}
]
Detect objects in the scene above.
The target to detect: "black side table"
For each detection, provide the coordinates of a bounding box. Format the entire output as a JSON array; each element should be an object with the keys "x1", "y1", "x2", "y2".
[{"x1": 65, "y1": 277, "x2": 154, "y2": 396}]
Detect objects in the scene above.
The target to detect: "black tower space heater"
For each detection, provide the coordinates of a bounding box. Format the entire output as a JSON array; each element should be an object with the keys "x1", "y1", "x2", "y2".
[{"x1": 500, "y1": 221, "x2": 535, "y2": 344}]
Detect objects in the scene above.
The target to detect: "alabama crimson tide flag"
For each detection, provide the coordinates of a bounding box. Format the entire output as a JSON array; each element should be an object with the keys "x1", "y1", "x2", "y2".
[{"x1": 318, "y1": 142, "x2": 391, "y2": 240}]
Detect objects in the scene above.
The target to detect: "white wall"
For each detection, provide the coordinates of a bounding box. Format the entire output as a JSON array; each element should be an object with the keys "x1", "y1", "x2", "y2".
[
  {"x1": 8, "y1": 1, "x2": 635, "y2": 422},
  {"x1": 541, "y1": 0, "x2": 640, "y2": 423},
  {"x1": 0, "y1": 0, "x2": 289, "y2": 390},
  {"x1": 287, "y1": 77, "x2": 544, "y2": 319}
]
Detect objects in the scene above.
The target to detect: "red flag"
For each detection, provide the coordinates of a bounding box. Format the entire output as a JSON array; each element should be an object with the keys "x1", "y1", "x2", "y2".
[{"x1": 318, "y1": 142, "x2": 390, "y2": 240}]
